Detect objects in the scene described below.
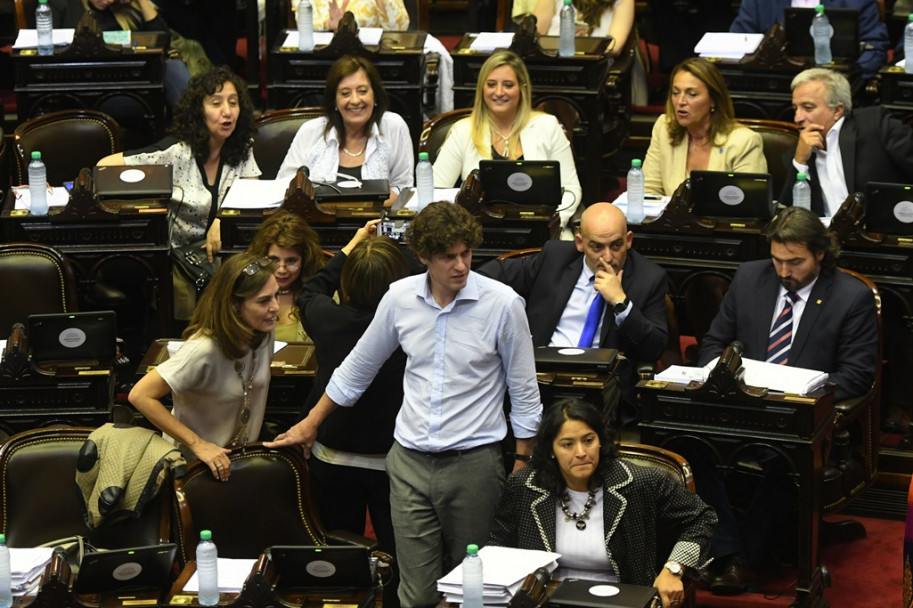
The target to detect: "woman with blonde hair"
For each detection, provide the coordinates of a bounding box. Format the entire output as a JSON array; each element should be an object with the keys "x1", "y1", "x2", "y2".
[
  {"x1": 247, "y1": 210, "x2": 325, "y2": 343},
  {"x1": 432, "y1": 49, "x2": 581, "y2": 238},
  {"x1": 129, "y1": 253, "x2": 278, "y2": 480},
  {"x1": 643, "y1": 57, "x2": 766, "y2": 195}
]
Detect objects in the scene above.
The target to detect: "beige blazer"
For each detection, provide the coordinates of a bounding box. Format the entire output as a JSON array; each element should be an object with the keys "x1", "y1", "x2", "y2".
[{"x1": 642, "y1": 115, "x2": 767, "y2": 195}]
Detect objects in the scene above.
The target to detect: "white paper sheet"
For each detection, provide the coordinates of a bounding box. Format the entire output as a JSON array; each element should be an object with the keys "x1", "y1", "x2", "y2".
[
  {"x1": 469, "y1": 32, "x2": 515, "y2": 52},
  {"x1": 221, "y1": 179, "x2": 287, "y2": 209},
  {"x1": 11, "y1": 185, "x2": 71, "y2": 210},
  {"x1": 183, "y1": 558, "x2": 258, "y2": 593},
  {"x1": 13, "y1": 28, "x2": 76, "y2": 48}
]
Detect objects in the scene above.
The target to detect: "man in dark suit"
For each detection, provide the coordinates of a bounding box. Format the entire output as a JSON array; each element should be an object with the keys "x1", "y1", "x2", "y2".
[
  {"x1": 730, "y1": 0, "x2": 888, "y2": 80},
  {"x1": 693, "y1": 206, "x2": 879, "y2": 594},
  {"x1": 779, "y1": 68, "x2": 913, "y2": 216},
  {"x1": 479, "y1": 202, "x2": 669, "y2": 424}
]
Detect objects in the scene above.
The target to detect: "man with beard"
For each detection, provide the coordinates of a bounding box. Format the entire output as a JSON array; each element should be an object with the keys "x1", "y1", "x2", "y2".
[
  {"x1": 478, "y1": 202, "x2": 669, "y2": 426},
  {"x1": 688, "y1": 205, "x2": 878, "y2": 595}
]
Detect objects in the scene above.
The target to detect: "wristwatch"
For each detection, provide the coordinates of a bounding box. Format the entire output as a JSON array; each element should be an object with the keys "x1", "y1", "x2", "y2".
[
  {"x1": 612, "y1": 298, "x2": 630, "y2": 315},
  {"x1": 663, "y1": 561, "x2": 683, "y2": 576}
]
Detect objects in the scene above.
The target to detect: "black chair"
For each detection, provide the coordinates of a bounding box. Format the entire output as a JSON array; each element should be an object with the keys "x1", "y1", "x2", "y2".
[
  {"x1": 0, "y1": 243, "x2": 79, "y2": 336},
  {"x1": 252, "y1": 107, "x2": 323, "y2": 181}
]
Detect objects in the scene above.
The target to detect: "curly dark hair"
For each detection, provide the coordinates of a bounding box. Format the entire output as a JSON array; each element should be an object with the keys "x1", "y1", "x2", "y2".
[
  {"x1": 764, "y1": 205, "x2": 840, "y2": 275},
  {"x1": 405, "y1": 202, "x2": 483, "y2": 260},
  {"x1": 529, "y1": 398, "x2": 619, "y2": 498},
  {"x1": 323, "y1": 55, "x2": 390, "y2": 140},
  {"x1": 169, "y1": 66, "x2": 256, "y2": 167},
  {"x1": 247, "y1": 210, "x2": 325, "y2": 295}
]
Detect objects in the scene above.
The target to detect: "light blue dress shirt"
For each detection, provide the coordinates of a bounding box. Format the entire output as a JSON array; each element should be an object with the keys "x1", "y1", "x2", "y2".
[{"x1": 326, "y1": 271, "x2": 543, "y2": 452}]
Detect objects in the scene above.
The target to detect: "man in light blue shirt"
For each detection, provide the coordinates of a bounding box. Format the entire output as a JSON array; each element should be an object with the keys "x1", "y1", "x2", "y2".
[{"x1": 267, "y1": 202, "x2": 543, "y2": 608}]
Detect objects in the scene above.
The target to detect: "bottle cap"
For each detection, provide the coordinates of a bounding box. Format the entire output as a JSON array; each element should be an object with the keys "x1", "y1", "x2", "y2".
[
  {"x1": 797, "y1": 171, "x2": 807, "y2": 180},
  {"x1": 815, "y1": 4, "x2": 824, "y2": 13},
  {"x1": 908, "y1": 13, "x2": 912, "y2": 21},
  {"x1": 0, "y1": 533, "x2": 5, "y2": 543},
  {"x1": 31, "y1": 151, "x2": 41, "y2": 160},
  {"x1": 631, "y1": 158, "x2": 642, "y2": 168},
  {"x1": 418, "y1": 152, "x2": 429, "y2": 161},
  {"x1": 466, "y1": 544, "x2": 479, "y2": 554},
  {"x1": 200, "y1": 530, "x2": 212, "y2": 541},
  {"x1": 563, "y1": 0, "x2": 572, "y2": 5}
]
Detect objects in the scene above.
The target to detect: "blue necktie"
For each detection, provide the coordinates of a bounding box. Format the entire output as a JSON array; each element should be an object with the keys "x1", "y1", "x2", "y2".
[
  {"x1": 578, "y1": 282, "x2": 605, "y2": 348},
  {"x1": 767, "y1": 292, "x2": 799, "y2": 365}
]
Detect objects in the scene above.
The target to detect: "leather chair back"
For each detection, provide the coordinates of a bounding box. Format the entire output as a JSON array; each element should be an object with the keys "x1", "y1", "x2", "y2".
[
  {"x1": 419, "y1": 108, "x2": 472, "y2": 165},
  {"x1": 0, "y1": 243, "x2": 79, "y2": 336},
  {"x1": 14, "y1": 0, "x2": 37, "y2": 29},
  {"x1": 173, "y1": 444, "x2": 327, "y2": 563},
  {"x1": 0, "y1": 427, "x2": 171, "y2": 548},
  {"x1": 738, "y1": 118, "x2": 800, "y2": 198},
  {"x1": 253, "y1": 107, "x2": 324, "y2": 180},
  {"x1": 14, "y1": 109, "x2": 122, "y2": 186}
]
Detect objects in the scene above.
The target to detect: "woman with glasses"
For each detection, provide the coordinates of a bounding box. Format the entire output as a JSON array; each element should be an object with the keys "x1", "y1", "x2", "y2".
[
  {"x1": 129, "y1": 253, "x2": 278, "y2": 480},
  {"x1": 247, "y1": 210, "x2": 325, "y2": 343}
]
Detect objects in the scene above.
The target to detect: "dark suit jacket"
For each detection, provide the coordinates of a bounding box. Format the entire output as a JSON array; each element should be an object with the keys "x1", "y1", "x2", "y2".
[
  {"x1": 779, "y1": 106, "x2": 913, "y2": 216},
  {"x1": 699, "y1": 260, "x2": 878, "y2": 400},
  {"x1": 730, "y1": 0, "x2": 888, "y2": 80},
  {"x1": 488, "y1": 461, "x2": 716, "y2": 585},
  {"x1": 297, "y1": 252, "x2": 405, "y2": 454},
  {"x1": 478, "y1": 242, "x2": 669, "y2": 405}
]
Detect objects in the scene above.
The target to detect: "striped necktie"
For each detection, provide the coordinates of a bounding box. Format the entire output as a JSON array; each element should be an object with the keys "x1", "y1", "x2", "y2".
[{"x1": 767, "y1": 292, "x2": 799, "y2": 365}]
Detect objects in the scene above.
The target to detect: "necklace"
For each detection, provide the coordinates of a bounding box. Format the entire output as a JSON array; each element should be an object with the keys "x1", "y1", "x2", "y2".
[
  {"x1": 559, "y1": 489, "x2": 597, "y2": 531},
  {"x1": 229, "y1": 350, "x2": 256, "y2": 447},
  {"x1": 276, "y1": 288, "x2": 293, "y2": 296},
  {"x1": 492, "y1": 128, "x2": 512, "y2": 157},
  {"x1": 342, "y1": 141, "x2": 366, "y2": 157}
]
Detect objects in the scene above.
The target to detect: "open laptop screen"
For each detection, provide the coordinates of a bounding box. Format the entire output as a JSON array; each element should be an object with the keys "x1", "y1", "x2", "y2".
[
  {"x1": 865, "y1": 182, "x2": 913, "y2": 235},
  {"x1": 478, "y1": 160, "x2": 562, "y2": 206},
  {"x1": 690, "y1": 170, "x2": 774, "y2": 220},
  {"x1": 783, "y1": 7, "x2": 860, "y2": 61}
]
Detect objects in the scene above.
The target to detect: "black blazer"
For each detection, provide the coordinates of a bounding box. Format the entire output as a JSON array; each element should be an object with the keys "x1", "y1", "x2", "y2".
[
  {"x1": 488, "y1": 461, "x2": 716, "y2": 586},
  {"x1": 779, "y1": 106, "x2": 913, "y2": 216},
  {"x1": 478, "y1": 242, "x2": 669, "y2": 404},
  {"x1": 699, "y1": 260, "x2": 878, "y2": 400},
  {"x1": 297, "y1": 252, "x2": 406, "y2": 454}
]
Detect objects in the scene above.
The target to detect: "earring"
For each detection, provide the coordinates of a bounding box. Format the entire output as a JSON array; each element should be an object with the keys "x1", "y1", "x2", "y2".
[{"x1": 711, "y1": 106, "x2": 716, "y2": 113}]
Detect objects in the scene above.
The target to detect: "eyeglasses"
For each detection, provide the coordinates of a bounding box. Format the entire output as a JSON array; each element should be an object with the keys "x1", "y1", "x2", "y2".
[
  {"x1": 242, "y1": 256, "x2": 273, "y2": 276},
  {"x1": 268, "y1": 256, "x2": 302, "y2": 271}
]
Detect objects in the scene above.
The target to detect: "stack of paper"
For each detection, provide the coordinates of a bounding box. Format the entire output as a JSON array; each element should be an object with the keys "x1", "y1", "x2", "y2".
[
  {"x1": 184, "y1": 558, "x2": 257, "y2": 593},
  {"x1": 437, "y1": 546, "x2": 559, "y2": 605},
  {"x1": 694, "y1": 32, "x2": 764, "y2": 60},
  {"x1": 11, "y1": 547, "x2": 54, "y2": 596},
  {"x1": 656, "y1": 357, "x2": 828, "y2": 395}
]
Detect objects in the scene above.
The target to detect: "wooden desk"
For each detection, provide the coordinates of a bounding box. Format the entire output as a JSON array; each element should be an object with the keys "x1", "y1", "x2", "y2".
[
  {"x1": 638, "y1": 359, "x2": 835, "y2": 608},
  {"x1": 450, "y1": 27, "x2": 613, "y2": 203},
  {"x1": 268, "y1": 22, "x2": 427, "y2": 146},
  {"x1": 138, "y1": 339, "x2": 317, "y2": 432},
  {"x1": 13, "y1": 23, "x2": 167, "y2": 149},
  {"x1": 0, "y1": 170, "x2": 172, "y2": 363}
]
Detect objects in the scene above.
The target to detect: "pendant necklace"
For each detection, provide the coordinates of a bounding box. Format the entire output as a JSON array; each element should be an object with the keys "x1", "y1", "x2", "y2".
[
  {"x1": 230, "y1": 350, "x2": 256, "y2": 447},
  {"x1": 342, "y1": 140, "x2": 366, "y2": 157},
  {"x1": 559, "y1": 489, "x2": 597, "y2": 531},
  {"x1": 276, "y1": 288, "x2": 293, "y2": 296}
]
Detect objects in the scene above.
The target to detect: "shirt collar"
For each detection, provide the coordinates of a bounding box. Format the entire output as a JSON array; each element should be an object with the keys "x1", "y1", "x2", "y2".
[
  {"x1": 327, "y1": 120, "x2": 382, "y2": 144},
  {"x1": 821, "y1": 116, "x2": 844, "y2": 155},
  {"x1": 777, "y1": 275, "x2": 819, "y2": 302},
  {"x1": 415, "y1": 271, "x2": 480, "y2": 308}
]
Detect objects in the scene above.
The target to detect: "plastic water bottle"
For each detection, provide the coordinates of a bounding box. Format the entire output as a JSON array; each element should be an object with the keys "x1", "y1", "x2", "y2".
[
  {"x1": 36, "y1": 0, "x2": 53, "y2": 56},
  {"x1": 792, "y1": 172, "x2": 812, "y2": 211},
  {"x1": 462, "y1": 544, "x2": 483, "y2": 608},
  {"x1": 297, "y1": 0, "x2": 314, "y2": 52},
  {"x1": 196, "y1": 530, "x2": 219, "y2": 606},
  {"x1": 0, "y1": 534, "x2": 12, "y2": 608},
  {"x1": 626, "y1": 158, "x2": 645, "y2": 224},
  {"x1": 904, "y1": 14, "x2": 913, "y2": 74},
  {"x1": 415, "y1": 151, "x2": 434, "y2": 211},
  {"x1": 28, "y1": 151, "x2": 49, "y2": 216},
  {"x1": 812, "y1": 4, "x2": 832, "y2": 66},
  {"x1": 558, "y1": 0, "x2": 576, "y2": 58}
]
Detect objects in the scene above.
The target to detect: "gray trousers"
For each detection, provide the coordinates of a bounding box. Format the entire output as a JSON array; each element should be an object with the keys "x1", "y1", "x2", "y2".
[{"x1": 386, "y1": 441, "x2": 506, "y2": 608}]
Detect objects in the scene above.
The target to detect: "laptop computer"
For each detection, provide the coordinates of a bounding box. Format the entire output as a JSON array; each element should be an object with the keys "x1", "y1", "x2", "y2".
[
  {"x1": 74, "y1": 543, "x2": 177, "y2": 594},
  {"x1": 93, "y1": 165, "x2": 173, "y2": 201},
  {"x1": 864, "y1": 182, "x2": 913, "y2": 235},
  {"x1": 478, "y1": 160, "x2": 562, "y2": 206},
  {"x1": 27, "y1": 311, "x2": 117, "y2": 368},
  {"x1": 313, "y1": 178, "x2": 390, "y2": 207},
  {"x1": 783, "y1": 7, "x2": 860, "y2": 61},
  {"x1": 269, "y1": 545, "x2": 374, "y2": 590},
  {"x1": 689, "y1": 171, "x2": 774, "y2": 220},
  {"x1": 547, "y1": 578, "x2": 657, "y2": 608},
  {"x1": 535, "y1": 347, "x2": 618, "y2": 375}
]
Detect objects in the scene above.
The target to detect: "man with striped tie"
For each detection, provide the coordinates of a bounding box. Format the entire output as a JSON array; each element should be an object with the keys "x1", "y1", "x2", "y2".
[{"x1": 689, "y1": 205, "x2": 878, "y2": 595}]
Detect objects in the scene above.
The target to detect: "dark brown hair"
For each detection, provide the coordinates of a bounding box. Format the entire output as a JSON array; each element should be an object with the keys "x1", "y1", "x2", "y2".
[
  {"x1": 247, "y1": 210, "x2": 325, "y2": 295},
  {"x1": 340, "y1": 236, "x2": 409, "y2": 309},
  {"x1": 323, "y1": 55, "x2": 390, "y2": 139},
  {"x1": 664, "y1": 57, "x2": 738, "y2": 147},
  {"x1": 405, "y1": 202, "x2": 483, "y2": 260},
  {"x1": 765, "y1": 206, "x2": 840, "y2": 274}
]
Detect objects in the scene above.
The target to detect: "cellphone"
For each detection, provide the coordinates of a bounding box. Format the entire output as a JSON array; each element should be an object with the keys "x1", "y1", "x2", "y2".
[{"x1": 379, "y1": 217, "x2": 410, "y2": 242}]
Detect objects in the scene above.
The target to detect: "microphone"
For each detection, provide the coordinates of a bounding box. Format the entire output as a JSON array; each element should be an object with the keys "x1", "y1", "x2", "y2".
[
  {"x1": 729, "y1": 340, "x2": 744, "y2": 356},
  {"x1": 297, "y1": 165, "x2": 310, "y2": 179},
  {"x1": 9, "y1": 323, "x2": 25, "y2": 348},
  {"x1": 507, "y1": 566, "x2": 551, "y2": 608}
]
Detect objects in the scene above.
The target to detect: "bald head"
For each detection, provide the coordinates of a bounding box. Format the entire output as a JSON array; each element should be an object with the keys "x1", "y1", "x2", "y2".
[{"x1": 575, "y1": 203, "x2": 633, "y2": 273}]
